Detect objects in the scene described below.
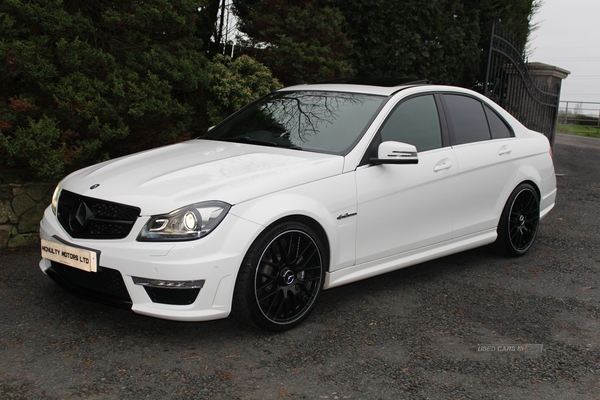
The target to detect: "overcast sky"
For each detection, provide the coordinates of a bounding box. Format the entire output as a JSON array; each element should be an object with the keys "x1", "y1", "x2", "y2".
[{"x1": 528, "y1": 0, "x2": 600, "y2": 113}]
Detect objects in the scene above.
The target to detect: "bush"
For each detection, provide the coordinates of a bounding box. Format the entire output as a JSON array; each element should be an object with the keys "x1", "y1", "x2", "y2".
[
  {"x1": 0, "y1": 0, "x2": 206, "y2": 178},
  {"x1": 0, "y1": 0, "x2": 280, "y2": 180},
  {"x1": 205, "y1": 54, "x2": 282, "y2": 125}
]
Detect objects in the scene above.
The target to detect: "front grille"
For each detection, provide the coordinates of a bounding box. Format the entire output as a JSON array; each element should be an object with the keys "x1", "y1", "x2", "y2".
[
  {"x1": 143, "y1": 287, "x2": 201, "y2": 305},
  {"x1": 57, "y1": 190, "x2": 140, "y2": 239},
  {"x1": 46, "y1": 261, "x2": 132, "y2": 308}
]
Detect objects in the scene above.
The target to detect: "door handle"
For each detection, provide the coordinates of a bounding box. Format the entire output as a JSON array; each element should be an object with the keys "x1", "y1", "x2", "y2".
[
  {"x1": 433, "y1": 160, "x2": 452, "y2": 172},
  {"x1": 498, "y1": 146, "x2": 512, "y2": 155}
]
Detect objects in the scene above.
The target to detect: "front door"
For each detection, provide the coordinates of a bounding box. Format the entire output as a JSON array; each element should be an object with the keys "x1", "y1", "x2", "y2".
[{"x1": 354, "y1": 94, "x2": 457, "y2": 265}]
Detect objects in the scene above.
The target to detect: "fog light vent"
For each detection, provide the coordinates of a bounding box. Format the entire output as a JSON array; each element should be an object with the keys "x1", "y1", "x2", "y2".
[
  {"x1": 133, "y1": 277, "x2": 204, "y2": 289},
  {"x1": 133, "y1": 277, "x2": 204, "y2": 305}
]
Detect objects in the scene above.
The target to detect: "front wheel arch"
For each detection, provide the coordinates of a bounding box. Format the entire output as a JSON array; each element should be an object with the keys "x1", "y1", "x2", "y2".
[
  {"x1": 279, "y1": 215, "x2": 330, "y2": 269},
  {"x1": 231, "y1": 217, "x2": 329, "y2": 331}
]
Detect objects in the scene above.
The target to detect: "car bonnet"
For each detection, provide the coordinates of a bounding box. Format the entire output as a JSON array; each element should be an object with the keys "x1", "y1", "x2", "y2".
[{"x1": 58, "y1": 140, "x2": 344, "y2": 215}]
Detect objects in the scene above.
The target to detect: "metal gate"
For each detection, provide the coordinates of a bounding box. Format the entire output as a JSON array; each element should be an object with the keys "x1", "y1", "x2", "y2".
[{"x1": 483, "y1": 21, "x2": 561, "y2": 146}]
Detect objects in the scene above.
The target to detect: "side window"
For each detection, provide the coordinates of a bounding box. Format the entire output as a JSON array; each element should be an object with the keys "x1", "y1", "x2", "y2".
[
  {"x1": 380, "y1": 95, "x2": 442, "y2": 152},
  {"x1": 484, "y1": 105, "x2": 513, "y2": 139},
  {"x1": 444, "y1": 94, "x2": 491, "y2": 145}
]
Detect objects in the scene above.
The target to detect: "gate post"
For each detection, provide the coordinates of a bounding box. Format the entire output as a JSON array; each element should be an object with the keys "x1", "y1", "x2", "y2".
[{"x1": 527, "y1": 62, "x2": 570, "y2": 146}]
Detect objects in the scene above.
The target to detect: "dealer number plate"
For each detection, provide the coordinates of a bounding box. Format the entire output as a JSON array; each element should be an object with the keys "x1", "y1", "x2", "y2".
[{"x1": 41, "y1": 239, "x2": 98, "y2": 273}]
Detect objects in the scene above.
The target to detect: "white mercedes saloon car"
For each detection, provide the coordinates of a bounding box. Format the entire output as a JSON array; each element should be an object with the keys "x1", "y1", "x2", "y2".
[{"x1": 40, "y1": 82, "x2": 556, "y2": 331}]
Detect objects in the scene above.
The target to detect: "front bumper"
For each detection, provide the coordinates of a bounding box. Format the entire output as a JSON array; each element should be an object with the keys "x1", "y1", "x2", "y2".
[{"x1": 39, "y1": 206, "x2": 262, "y2": 321}]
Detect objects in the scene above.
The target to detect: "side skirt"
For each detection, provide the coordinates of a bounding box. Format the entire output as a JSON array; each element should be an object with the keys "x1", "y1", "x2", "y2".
[{"x1": 323, "y1": 229, "x2": 497, "y2": 289}]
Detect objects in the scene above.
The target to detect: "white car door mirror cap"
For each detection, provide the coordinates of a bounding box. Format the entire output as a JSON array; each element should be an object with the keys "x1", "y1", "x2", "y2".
[{"x1": 372, "y1": 141, "x2": 419, "y2": 165}]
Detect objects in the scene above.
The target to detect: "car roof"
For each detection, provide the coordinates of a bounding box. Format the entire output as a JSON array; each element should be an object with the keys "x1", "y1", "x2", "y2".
[{"x1": 280, "y1": 80, "x2": 427, "y2": 96}]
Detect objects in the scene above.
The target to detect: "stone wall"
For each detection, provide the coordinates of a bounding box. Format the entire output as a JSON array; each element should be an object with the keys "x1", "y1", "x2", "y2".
[{"x1": 0, "y1": 171, "x2": 56, "y2": 249}]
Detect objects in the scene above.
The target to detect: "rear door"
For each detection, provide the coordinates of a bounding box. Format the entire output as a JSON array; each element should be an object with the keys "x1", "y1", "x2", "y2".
[{"x1": 441, "y1": 94, "x2": 518, "y2": 238}]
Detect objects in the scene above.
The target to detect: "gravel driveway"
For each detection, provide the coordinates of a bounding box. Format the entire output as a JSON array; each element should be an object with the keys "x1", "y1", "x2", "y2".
[{"x1": 1, "y1": 133, "x2": 598, "y2": 399}]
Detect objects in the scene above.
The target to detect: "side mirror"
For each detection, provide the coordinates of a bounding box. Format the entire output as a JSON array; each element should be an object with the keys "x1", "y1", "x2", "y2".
[{"x1": 371, "y1": 141, "x2": 419, "y2": 165}]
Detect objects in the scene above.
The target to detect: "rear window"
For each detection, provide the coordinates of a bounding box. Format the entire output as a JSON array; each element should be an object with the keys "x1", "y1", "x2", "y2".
[
  {"x1": 484, "y1": 105, "x2": 513, "y2": 139},
  {"x1": 444, "y1": 94, "x2": 491, "y2": 145}
]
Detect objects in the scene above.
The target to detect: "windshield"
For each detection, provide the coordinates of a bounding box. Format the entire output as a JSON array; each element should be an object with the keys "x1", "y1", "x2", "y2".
[{"x1": 202, "y1": 91, "x2": 385, "y2": 154}]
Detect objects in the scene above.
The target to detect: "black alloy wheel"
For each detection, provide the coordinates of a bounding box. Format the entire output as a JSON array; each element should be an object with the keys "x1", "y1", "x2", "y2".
[
  {"x1": 233, "y1": 221, "x2": 326, "y2": 331},
  {"x1": 495, "y1": 183, "x2": 540, "y2": 256}
]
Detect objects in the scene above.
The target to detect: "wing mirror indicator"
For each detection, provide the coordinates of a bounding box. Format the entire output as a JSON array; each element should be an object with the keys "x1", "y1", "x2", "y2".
[{"x1": 371, "y1": 141, "x2": 419, "y2": 165}]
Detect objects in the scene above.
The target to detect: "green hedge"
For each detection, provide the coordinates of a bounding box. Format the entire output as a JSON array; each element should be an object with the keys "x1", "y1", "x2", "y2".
[{"x1": 0, "y1": 0, "x2": 280, "y2": 180}]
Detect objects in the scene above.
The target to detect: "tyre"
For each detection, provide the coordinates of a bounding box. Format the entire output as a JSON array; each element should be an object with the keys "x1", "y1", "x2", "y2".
[
  {"x1": 494, "y1": 183, "x2": 540, "y2": 256},
  {"x1": 232, "y1": 220, "x2": 326, "y2": 331}
]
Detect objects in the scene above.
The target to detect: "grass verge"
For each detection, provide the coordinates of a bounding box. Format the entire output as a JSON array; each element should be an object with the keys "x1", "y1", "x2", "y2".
[{"x1": 557, "y1": 124, "x2": 600, "y2": 139}]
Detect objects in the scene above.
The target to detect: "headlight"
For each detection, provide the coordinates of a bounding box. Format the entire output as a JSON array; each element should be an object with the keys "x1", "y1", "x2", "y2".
[
  {"x1": 137, "y1": 201, "x2": 231, "y2": 242},
  {"x1": 51, "y1": 179, "x2": 65, "y2": 215}
]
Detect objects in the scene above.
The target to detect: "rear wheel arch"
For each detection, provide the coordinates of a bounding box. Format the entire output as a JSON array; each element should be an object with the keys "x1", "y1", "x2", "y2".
[
  {"x1": 494, "y1": 181, "x2": 541, "y2": 256},
  {"x1": 520, "y1": 179, "x2": 541, "y2": 201}
]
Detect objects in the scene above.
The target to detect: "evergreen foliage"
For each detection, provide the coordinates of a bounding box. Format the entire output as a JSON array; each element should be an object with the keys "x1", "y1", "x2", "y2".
[
  {"x1": 205, "y1": 54, "x2": 282, "y2": 124},
  {"x1": 232, "y1": 0, "x2": 353, "y2": 86},
  {"x1": 0, "y1": 0, "x2": 538, "y2": 179},
  {"x1": 0, "y1": 0, "x2": 279, "y2": 179},
  {"x1": 233, "y1": 0, "x2": 538, "y2": 87}
]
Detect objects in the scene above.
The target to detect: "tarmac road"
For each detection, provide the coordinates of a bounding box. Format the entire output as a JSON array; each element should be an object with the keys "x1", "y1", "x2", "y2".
[{"x1": 1, "y1": 133, "x2": 599, "y2": 399}]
